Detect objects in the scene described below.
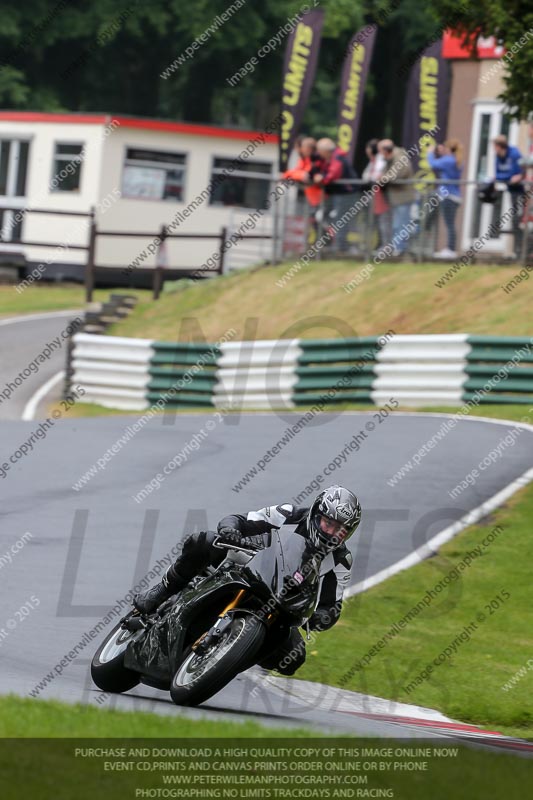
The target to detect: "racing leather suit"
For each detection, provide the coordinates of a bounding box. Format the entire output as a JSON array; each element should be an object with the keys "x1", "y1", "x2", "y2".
[{"x1": 164, "y1": 503, "x2": 353, "y2": 675}]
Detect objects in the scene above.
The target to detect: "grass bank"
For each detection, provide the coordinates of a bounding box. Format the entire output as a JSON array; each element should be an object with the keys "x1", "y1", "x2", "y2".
[
  {"x1": 0, "y1": 284, "x2": 134, "y2": 318},
  {"x1": 0, "y1": 695, "x2": 310, "y2": 738},
  {"x1": 0, "y1": 698, "x2": 531, "y2": 799},
  {"x1": 296, "y1": 481, "x2": 533, "y2": 739},
  {"x1": 57, "y1": 402, "x2": 533, "y2": 425},
  {"x1": 108, "y1": 261, "x2": 531, "y2": 341}
]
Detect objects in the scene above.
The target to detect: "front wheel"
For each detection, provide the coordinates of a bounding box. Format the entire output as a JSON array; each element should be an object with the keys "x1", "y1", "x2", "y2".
[
  {"x1": 91, "y1": 618, "x2": 142, "y2": 693},
  {"x1": 170, "y1": 612, "x2": 265, "y2": 706}
]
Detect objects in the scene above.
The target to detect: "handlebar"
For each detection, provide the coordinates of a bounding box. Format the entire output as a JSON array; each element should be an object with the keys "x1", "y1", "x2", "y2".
[{"x1": 213, "y1": 536, "x2": 261, "y2": 554}]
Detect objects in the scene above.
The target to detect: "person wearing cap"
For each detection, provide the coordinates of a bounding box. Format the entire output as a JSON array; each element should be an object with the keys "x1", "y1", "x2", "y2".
[
  {"x1": 377, "y1": 139, "x2": 416, "y2": 256},
  {"x1": 493, "y1": 134, "x2": 526, "y2": 256}
]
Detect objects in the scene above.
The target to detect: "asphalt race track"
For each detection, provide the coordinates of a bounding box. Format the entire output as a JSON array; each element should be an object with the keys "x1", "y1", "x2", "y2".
[
  {"x1": 1, "y1": 314, "x2": 533, "y2": 745},
  {"x1": 0, "y1": 310, "x2": 81, "y2": 420}
]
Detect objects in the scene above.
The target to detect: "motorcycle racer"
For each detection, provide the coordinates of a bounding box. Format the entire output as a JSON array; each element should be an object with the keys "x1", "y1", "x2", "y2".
[{"x1": 134, "y1": 485, "x2": 361, "y2": 675}]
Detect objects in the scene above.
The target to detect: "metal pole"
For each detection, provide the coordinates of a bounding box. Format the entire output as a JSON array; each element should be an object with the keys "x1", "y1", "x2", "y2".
[
  {"x1": 271, "y1": 178, "x2": 281, "y2": 265},
  {"x1": 218, "y1": 226, "x2": 228, "y2": 275},
  {"x1": 85, "y1": 206, "x2": 96, "y2": 304},
  {"x1": 153, "y1": 224, "x2": 167, "y2": 300},
  {"x1": 416, "y1": 187, "x2": 425, "y2": 263},
  {"x1": 519, "y1": 187, "x2": 531, "y2": 265}
]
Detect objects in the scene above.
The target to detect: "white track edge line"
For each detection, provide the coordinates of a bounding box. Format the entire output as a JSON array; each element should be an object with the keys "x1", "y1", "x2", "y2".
[
  {"x1": 345, "y1": 465, "x2": 533, "y2": 598},
  {"x1": 0, "y1": 309, "x2": 82, "y2": 327},
  {"x1": 22, "y1": 371, "x2": 65, "y2": 421}
]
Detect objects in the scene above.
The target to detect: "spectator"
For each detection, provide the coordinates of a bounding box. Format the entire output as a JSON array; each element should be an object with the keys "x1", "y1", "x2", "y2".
[
  {"x1": 362, "y1": 138, "x2": 392, "y2": 253},
  {"x1": 377, "y1": 139, "x2": 415, "y2": 256},
  {"x1": 283, "y1": 136, "x2": 325, "y2": 244},
  {"x1": 428, "y1": 138, "x2": 464, "y2": 259},
  {"x1": 493, "y1": 134, "x2": 525, "y2": 257},
  {"x1": 283, "y1": 136, "x2": 325, "y2": 209},
  {"x1": 314, "y1": 137, "x2": 358, "y2": 253}
]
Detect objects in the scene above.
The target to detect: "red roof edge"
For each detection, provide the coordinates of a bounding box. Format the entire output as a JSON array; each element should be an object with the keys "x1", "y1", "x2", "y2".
[{"x1": 0, "y1": 111, "x2": 279, "y2": 142}]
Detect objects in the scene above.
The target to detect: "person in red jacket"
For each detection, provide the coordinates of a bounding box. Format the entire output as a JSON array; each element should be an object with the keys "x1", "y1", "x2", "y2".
[
  {"x1": 311, "y1": 138, "x2": 359, "y2": 253},
  {"x1": 283, "y1": 136, "x2": 325, "y2": 207},
  {"x1": 283, "y1": 136, "x2": 325, "y2": 244}
]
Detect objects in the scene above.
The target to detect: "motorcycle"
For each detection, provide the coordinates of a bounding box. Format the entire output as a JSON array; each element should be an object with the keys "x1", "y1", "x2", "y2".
[{"x1": 91, "y1": 530, "x2": 323, "y2": 706}]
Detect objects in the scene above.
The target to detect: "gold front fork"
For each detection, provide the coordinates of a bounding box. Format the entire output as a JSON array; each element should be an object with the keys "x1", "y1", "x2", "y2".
[
  {"x1": 220, "y1": 589, "x2": 246, "y2": 615},
  {"x1": 191, "y1": 589, "x2": 246, "y2": 651}
]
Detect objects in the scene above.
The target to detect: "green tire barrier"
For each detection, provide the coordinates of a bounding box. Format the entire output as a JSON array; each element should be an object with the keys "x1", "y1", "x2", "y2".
[
  {"x1": 148, "y1": 341, "x2": 219, "y2": 407},
  {"x1": 70, "y1": 333, "x2": 533, "y2": 410},
  {"x1": 464, "y1": 335, "x2": 533, "y2": 405},
  {"x1": 294, "y1": 337, "x2": 384, "y2": 405}
]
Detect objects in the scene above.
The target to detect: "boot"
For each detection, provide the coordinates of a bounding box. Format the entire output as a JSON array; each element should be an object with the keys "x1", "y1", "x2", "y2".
[{"x1": 133, "y1": 568, "x2": 186, "y2": 615}]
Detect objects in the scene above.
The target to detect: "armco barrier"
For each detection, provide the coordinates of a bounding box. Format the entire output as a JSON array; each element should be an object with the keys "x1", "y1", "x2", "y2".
[
  {"x1": 215, "y1": 340, "x2": 302, "y2": 409},
  {"x1": 294, "y1": 337, "x2": 385, "y2": 405},
  {"x1": 68, "y1": 333, "x2": 533, "y2": 410},
  {"x1": 464, "y1": 335, "x2": 533, "y2": 404},
  {"x1": 71, "y1": 333, "x2": 153, "y2": 410},
  {"x1": 148, "y1": 341, "x2": 220, "y2": 407},
  {"x1": 371, "y1": 334, "x2": 469, "y2": 406},
  {"x1": 64, "y1": 293, "x2": 137, "y2": 398}
]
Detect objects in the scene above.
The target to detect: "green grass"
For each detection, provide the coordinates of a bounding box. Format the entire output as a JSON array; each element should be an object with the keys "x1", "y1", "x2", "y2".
[
  {"x1": 0, "y1": 695, "x2": 312, "y2": 738},
  {"x1": 1, "y1": 699, "x2": 532, "y2": 799},
  {"x1": 296, "y1": 481, "x2": 533, "y2": 739},
  {"x1": 414, "y1": 404, "x2": 533, "y2": 424},
  {"x1": 107, "y1": 260, "x2": 532, "y2": 342},
  {"x1": 0, "y1": 284, "x2": 145, "y2": 317},
  {"x1": 59, "y1": 401, "x2": 533, "y2": 425}
]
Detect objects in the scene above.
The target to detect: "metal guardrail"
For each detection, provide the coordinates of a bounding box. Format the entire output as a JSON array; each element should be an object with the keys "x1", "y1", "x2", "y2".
[{"x1": 282, "y1": 178, "x2": 533, "y2": 265}]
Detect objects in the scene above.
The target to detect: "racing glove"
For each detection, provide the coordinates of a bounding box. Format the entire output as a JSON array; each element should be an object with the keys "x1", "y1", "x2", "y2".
[
  {"x1": 308, "y1": 608, "x2": 336, "y2": 631},
  {"x1": 217, "y1": 527, "x2": 242, "y2": 547}
]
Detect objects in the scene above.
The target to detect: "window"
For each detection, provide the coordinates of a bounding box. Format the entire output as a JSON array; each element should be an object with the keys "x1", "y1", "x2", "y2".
[
  {"x1": 210, "y1": 159, "x2": 272, "y2": 209},
  {"x1": 51, "y1": 143, "x2": 84, "y2": 192},
  {"x1": 15, "y1": 142, "x2": 29, "y2": 197},
  {"x1": 0, "y1": 141, "x2": 10, "y2": 196},
  {"x1": 122, "y1": 148, "x2": 186, "y2": 201},
  {"x1": 0, "y1": 140, "x2": 29, "y2": 197},
  {"x1": 0, "y1": 138, "x2": 30, "y2": 242}
]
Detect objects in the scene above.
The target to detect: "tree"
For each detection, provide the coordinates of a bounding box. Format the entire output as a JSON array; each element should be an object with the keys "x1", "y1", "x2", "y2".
[
  {"x1": 0, "y1": 0, "x2": 439, "y2": 165},
  {"x1": 429, "y1": 0, "x2": 533, "y2": 119}
]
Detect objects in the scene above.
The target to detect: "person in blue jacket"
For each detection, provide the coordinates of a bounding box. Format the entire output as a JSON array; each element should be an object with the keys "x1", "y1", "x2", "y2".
[
  {"x1": 428, "y1": 138, "x2": 463, "y2": 258},
  {"x1": 493, "y1": 134, "x2": 526, "y2": 256}
]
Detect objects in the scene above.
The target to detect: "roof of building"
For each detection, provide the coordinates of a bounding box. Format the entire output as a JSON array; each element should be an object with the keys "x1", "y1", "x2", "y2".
[{"x1": 0, "y1": 111, "x2": 279, "y2": 142}]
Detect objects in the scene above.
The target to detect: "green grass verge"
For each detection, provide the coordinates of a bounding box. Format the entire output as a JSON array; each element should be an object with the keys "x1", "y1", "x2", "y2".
[
  {"x1": 108, "y1": 260, "x2": 532, "y2": 341},
  {"x1": 0, "y1": 284, "x2": 146, "y2": 317},
  {"x1": 296, "y1": 481, "x2": 533, "y2": 739},
  {"x1": 0, "y1": 695, "x2": 312, "y2": 738},
  {"x1": 58, "y1": 402, "x2": 532, "y2": 425},
  {"x1": 0, "y1": 702, "x2": 532, "y2": 799}
]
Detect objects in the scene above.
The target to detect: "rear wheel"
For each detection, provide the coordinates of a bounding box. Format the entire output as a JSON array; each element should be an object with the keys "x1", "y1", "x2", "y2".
[
  {"x1": 91, "y1": 619, "x2": 142, "y2": 693},
  {"x1": 170, "y1": 612, "x2": 265, "y2": 706}
]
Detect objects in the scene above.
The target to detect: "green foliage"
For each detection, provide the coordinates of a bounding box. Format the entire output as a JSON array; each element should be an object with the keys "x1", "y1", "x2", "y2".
[
  {"x1": 0, "y1": 0, "x2": 438, "y2": 140},
  {"x1": 6, "y1": 1, "x2": 529, "y2": 149},
  {"x1": 0, "y1": 66, "x2": 30, "y2": 106},
  {"x1": 430, "y1": 0, "x2": 533, "y2": 119}
]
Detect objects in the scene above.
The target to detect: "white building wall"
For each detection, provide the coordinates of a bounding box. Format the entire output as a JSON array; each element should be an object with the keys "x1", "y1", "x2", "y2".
[
  {"x1": 0, "y1": 115, "x2": 279, "y2": 276},
  {"x1": 0, "y1": 118, "x2": 106, "y2": 268},
  {"x1": 97, "y1": 124, "x2": 278, "y2": 271}
]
